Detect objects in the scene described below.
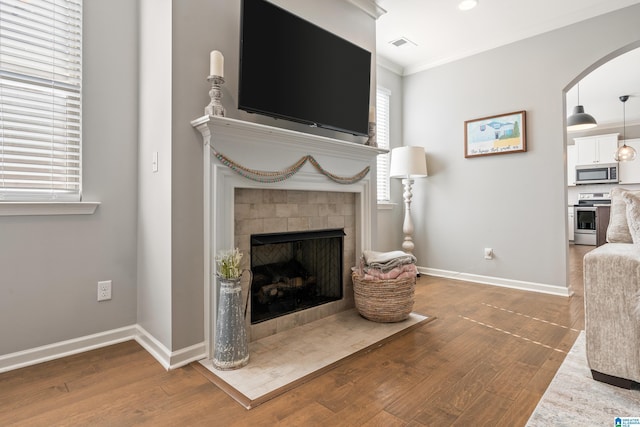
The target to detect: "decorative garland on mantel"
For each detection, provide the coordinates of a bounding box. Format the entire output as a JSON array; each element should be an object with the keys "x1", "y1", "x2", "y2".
[{"x1": 211, "y1": 145, "x2": 370, "y2": 184}]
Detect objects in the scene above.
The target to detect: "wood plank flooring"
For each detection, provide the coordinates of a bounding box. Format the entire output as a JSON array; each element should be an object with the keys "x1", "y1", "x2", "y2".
[{"x1": 0, "y1": 245, "x2": 592, "y2": 426}]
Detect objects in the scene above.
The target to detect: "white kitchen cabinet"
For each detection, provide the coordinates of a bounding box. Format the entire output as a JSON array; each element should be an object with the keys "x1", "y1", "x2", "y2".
[
  {"x1": 574, "y1": 133, "x2": 619, "y2": 165},
  {"x1": 618, "y1": 138, "x2": 640, "y2": 184},
  {"x1": 568, "y1": 206, "x2": 574, "y2": 241},
  {"x1": 567, "y1": 144, "x2": 576, "y2": 186}
]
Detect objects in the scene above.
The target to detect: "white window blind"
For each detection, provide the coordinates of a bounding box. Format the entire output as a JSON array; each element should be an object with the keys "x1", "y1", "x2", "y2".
[
  {"x1": 376, "y1": 87, "x2": 390, "y2": 201},
  {"x1": 0, "y1": 0, "x2": 82, "y2": 201}
]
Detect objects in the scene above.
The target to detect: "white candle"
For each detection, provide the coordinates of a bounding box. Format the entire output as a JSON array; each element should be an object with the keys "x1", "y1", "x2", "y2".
[
  {"x1": 210, "y1": 50, "x2": 224, "y2": 77},
  {"x1": 369, "y1": 107, "x2": 375, "y2": 123}
]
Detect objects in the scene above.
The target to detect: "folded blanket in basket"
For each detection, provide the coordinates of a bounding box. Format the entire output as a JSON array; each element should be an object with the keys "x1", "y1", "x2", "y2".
[
  {"x1": 362, "y1": 263, "x2": 417, "y2": 281},
  {"x1": 363, "y1": 250, "x2": 416, "y2": 272}
]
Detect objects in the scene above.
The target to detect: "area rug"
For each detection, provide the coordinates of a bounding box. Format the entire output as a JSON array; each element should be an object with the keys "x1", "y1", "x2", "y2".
[
  {"x1": 193, "y1": 309, "x2": 432, "y2": 409},
  {"x1": 527, "y1": 331, "x2": 640, "y2": 426}
]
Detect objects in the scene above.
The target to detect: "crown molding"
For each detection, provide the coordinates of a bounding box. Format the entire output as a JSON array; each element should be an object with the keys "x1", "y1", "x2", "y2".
[
  {"x1": 376, "y1": 55, "x2": 404, "y2": 76},
  {"x1": 345, "y1": 0, "x2": 386, "y2": 19}
]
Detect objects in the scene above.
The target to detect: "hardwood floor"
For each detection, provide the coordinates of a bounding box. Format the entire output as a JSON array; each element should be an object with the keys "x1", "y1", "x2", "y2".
[{"x1": 0, "y1": 245, "x2": 593, "y2": 426}]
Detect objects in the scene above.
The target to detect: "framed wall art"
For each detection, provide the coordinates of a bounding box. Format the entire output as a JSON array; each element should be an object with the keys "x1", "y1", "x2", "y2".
[{"x1": 464, "y1": 110, "x2": 526, "y2": 158}]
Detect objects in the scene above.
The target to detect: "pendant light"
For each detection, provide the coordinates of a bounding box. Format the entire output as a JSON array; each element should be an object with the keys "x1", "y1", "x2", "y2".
[
  {"x1": 567, "y1": 84, "x2": 597, "y2": 131},
  {"x1": 615, "y1": 95, "x2": 637, "y2": 162}
]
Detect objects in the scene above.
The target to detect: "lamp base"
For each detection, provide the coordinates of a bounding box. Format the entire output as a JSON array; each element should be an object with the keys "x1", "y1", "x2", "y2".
[
  {"x1": 402, "y1": 239, "x2": 414, "y2": 254},
  {"x1": 401, "y1": 178, "x2": 415, "y2": 255}
]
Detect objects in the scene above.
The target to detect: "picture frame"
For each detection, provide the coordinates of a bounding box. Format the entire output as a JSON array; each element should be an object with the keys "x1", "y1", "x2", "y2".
[{"x1": 464, "y1": 110, "x2": 526, "y2": 158}]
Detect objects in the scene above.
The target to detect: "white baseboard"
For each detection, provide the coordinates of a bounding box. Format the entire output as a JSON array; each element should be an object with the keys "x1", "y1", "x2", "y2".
[
  {"x1": 0, "y1": 325, "x2": 207, "y2": 374},
  {"x1": 0, "y1": 325, "x2": 137, "y2": 374},
  {"x1": 134, "y1": 325, "x2": 206, "y2": 370},
  {"x1": 419, "y1": 266, "x2": 572, "y2": 297},
  {"x1": 168, "y1": 342, "x2": 207, "y2": 370}
]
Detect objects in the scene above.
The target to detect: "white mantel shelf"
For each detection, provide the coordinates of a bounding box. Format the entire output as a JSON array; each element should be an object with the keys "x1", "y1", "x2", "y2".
[
  {"x1": 190, "y1": 115, "x2": 387, "y2": 157},
  {"x1": 191, "y1": 115, "x2": 385, "y2": 359}
]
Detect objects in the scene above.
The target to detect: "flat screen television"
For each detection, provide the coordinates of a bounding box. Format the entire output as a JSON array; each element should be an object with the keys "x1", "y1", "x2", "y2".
[{"x1": 239, "y1": 0, "x2": 372, "y2": 137}]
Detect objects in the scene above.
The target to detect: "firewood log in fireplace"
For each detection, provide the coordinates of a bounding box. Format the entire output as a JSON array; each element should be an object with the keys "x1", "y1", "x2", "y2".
[{"x1": 256, "y1": 276, "x2": 317, "y2": 304}]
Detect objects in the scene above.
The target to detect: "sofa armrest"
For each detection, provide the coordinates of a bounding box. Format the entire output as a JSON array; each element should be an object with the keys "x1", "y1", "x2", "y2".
[{"x1": 583, "y1": 243, "x2": 640, "y2": 383}]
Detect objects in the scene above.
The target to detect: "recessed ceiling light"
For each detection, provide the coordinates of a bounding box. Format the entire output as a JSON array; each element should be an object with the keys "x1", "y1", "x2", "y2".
[{"x1": 458, "y1": 0, "x2": 478, "y2": 11}]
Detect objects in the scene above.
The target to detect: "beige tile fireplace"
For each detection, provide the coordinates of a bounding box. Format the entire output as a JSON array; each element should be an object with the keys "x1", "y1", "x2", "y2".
[
  {"x1": 191, "y1": 116, "x2": 385, "y2": 358},
  {"x1": 234, "y1": 188, "x2": 357, "y2": 341}
]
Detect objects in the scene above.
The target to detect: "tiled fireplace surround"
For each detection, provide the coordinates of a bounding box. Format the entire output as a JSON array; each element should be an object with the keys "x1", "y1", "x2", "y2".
[
  {"x1": 192, "y1": 116, "x2": 384, "y2": 358},
  {"x1": 235, "y1": 188, "x2": 356, "y2": 341}
]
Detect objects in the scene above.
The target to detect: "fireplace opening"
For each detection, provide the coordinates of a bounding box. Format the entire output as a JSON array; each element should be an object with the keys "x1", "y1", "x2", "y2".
[{"x1": 250, "y1": 228, "x2": 345, "y2": 324}]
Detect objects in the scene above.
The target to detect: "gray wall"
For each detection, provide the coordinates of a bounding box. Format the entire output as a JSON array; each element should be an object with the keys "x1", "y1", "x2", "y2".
[
  {"x1": 398, "y1": 5, "x2": 640, "y2": 289},
  {"x1": 569, "y1": 123, "x2": 640, "y2": 142},
  {"x1": 0, "y1": 0, "x2": 139, "y2": 355}
]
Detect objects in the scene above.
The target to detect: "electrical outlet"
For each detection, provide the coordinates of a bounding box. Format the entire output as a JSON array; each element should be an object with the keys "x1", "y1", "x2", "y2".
[
  {"x1": 484, "y1": 248, "x2": 493, "y2": 260},
  {"x1": 98, "y1": 280, "x2": 112, "y2": 301}
]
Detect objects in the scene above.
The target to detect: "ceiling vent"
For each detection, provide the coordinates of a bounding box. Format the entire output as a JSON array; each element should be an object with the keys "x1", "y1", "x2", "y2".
[{"x1": 389, "y1": 37, "x2": 417, "y2": 48}]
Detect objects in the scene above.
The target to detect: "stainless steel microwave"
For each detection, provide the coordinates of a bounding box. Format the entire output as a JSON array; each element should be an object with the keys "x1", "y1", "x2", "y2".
[{"x1": 575, "y1": 163, "x2": 619, "y2": 185}]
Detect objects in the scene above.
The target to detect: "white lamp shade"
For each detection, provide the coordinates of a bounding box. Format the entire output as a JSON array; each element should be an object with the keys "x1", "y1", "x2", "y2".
[{"x1": 389, "y1": 146, "x2": 428, "y2": 178}]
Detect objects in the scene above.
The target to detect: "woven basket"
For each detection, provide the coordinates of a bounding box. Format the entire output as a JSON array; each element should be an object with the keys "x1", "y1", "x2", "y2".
[{"x1": 352, "y1": 272, "x2": 416, "y2": 323}]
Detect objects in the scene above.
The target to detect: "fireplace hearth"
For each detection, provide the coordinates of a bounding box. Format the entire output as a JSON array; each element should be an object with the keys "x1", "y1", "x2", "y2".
[{"x1": 250, "y1": 229, "x2": 345, "y2": 323}]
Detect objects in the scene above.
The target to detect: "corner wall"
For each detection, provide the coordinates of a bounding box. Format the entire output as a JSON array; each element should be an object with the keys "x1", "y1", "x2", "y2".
[
  {"x1": 400, "y1": 4, "x2": 640, "y2": 291},
  {"x1": 137, "y1": 0, "x2": 174, "y2": 350}
]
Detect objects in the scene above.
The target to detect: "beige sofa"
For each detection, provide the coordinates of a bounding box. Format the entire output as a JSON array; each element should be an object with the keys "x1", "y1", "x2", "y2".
[{"x1": 583, "y1": 187, "x2": 640, "y2": 388}]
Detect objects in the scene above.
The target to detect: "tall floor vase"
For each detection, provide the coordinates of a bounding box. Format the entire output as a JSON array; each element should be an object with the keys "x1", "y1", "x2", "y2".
[{"x1": 213, "y1": 276, "x2": 249, "y2": 370}]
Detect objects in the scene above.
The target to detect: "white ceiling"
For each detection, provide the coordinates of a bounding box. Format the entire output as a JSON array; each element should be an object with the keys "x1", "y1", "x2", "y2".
[
  {"x1": 375, "y1": 0, "x2": 640, "y2": 75},
  {"x1": 375, "y1": 0, "x2": 640, "y2": 130}
]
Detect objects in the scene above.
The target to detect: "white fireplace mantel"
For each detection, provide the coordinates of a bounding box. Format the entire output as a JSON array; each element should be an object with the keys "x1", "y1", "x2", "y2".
[{"x1": 191, "y1": 115, "x2": 386, "y2": 357}]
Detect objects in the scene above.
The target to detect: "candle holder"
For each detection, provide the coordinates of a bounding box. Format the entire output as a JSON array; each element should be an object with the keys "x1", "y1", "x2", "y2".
[
  {"x1": 366, "y1": 121, "x2": 377, "y2": 147},
  {"x1": 205, "y1": 75, "x2": 226, "y2": 117}
]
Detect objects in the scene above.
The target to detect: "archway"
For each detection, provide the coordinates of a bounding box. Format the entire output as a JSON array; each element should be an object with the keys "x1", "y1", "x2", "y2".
[{"x1": 563, "y1": 41, "x2": 640, "y2": 291}]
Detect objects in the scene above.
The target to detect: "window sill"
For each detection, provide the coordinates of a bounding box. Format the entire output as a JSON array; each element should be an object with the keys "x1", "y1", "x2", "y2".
[
  {"x1": 0, "y1": 201, "x2": 100, "y2": 216},
  {"x1": 377, "y1": 201, "x2": 396, "y2": 210}
]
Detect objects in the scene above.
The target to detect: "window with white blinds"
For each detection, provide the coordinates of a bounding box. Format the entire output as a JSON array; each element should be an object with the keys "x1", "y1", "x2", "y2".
[
  {"x1": 376, "y1": 87, "x2": 390, "y2": 202},
  {"x1": 0, "y1": 0, "x2": 82, "y2": 201}
]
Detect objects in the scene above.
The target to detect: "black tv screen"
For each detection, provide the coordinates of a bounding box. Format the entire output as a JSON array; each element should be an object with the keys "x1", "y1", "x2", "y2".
[{"x1": 239, "y1": 0, "x2": 371, "y2": 136}]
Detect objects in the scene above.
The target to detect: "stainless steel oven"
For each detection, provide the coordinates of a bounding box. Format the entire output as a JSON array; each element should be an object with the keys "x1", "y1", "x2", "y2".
[
  {"x1": 573, "y1": 192, "x2": 611, "y2": 246},
  {"x1": 574, "y1": 207, "x2": 597, "y2": 245}
]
